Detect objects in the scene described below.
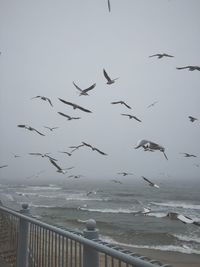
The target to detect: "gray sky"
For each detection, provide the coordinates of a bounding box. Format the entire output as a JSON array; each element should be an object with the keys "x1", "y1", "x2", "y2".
[{"x1": 0, "y1": 0, "x2": 200, "y2": 183}]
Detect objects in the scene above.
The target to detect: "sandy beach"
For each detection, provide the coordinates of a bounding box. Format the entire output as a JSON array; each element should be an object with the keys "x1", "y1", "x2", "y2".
[{"x1": 131, "y1": 247, "x2": 200, "y2": 267}]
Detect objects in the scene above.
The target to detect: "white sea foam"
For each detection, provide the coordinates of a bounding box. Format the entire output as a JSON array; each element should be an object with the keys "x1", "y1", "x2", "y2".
[
  {"x1": 79, "y1": 207, "x2": 137, "y2": 213},
  {"x1": 102, "y1": 236, "x2": 200, "y2": 255},
  {"x1": 173, "y1": 234, "x2": 200, "y2": 244},
  {"x1": 29, "y1": 204, "x2": 58, "y2": 208},
  {"x1": 27, "y1": 186, "x2": 62, "y2": 191},
  {"x1": 146, "y1": 212, "x2": 166, "y2": 218},
  {"x1": 151, "y1": 201, "x2": 200, "y2": 210}
]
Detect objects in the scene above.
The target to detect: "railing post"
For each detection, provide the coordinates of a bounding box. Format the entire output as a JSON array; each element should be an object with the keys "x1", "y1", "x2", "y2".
[
  {"x1": 16, "y1": 203, "x2": 30, "y2": 267},
  {"x1": 83, "y1": 219, "x2": 99, "y2": 267}
]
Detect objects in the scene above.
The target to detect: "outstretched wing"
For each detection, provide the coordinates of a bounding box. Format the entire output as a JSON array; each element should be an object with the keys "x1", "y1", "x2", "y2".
[
  {"x1": 84, "y1": 83, "x2": 96, "y2": 93},
  {"x1": 133, "y1": 116, "x2": 142, "y2": 122},
  {"x1": 75, "y1": 104, "x2": 92, "y2": 113},
  {"x1": 47, "y1": 98, "x2": 53, "y2": 107},
  {"x1": 58, "y1": 112, "x2": 71, "y2": 119},
  {"x1": 142, "y1": 176, "x2": 153, "y2": 186},
  {"x1": 103, "y1": 69, "x2": 111, "y2": 82},
  {"x1": 32, "y1": 128, "x2": 45, "y2": 136},
  {"x1": 93, "y1": 147, "x2": 108, "y2": 155},
  {"x1": 73, "y1": 82, "x2": 82, "y2": 92},
  {"x1": 49, "y1": 159, "x2": 62, "y2": 171},
  {"x1": 107, "y1": 0, "x2": 111, "y2": 12},
  {"x1": 58, "y1": 98, "x2": 75, "y2": 107}
]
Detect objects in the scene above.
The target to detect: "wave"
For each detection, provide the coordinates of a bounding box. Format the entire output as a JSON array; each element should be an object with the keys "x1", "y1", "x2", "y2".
[
  {"x1": 102, "y1": 236, "x2": 200, "y2": 255},
  {"x1": 79, "y1": 207, "x2": 138, "y2": 214},
  {"x1": 29, "y1": 204, "x2": 59, "y2": 208},
  {"x1": 151, "y1": 201, "x2": 200, "y2": 210},
  {"x1": 146, "y1": 212, "x2": 166, "y2": 218},
  {"x1": 26, "y1": 186, "x2": 62, "y2": 191},
  {"x1": 173, "y1": 234, "x2": 200, "y2": 244}
]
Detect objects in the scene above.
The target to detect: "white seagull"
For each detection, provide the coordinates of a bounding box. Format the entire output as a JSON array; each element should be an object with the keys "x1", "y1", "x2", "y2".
[
  {"x1": 103, "y1": 69, "x2": 119, "y2": 85},
  {"x1": 17, "y1": 125, "x2": 45, "y2": 136},
  {"x1": 31, "y1": 96, "x2": 53, "y2": 107},
  {"x1": 73, "y1": 81, "x2": 96, "y2": 96},
  {"x1": 135, "y1": 139, "x2": 168, "y2": 160},
  {"x1": 49, "y1": 159, "x2": 66, "y2": 174}
]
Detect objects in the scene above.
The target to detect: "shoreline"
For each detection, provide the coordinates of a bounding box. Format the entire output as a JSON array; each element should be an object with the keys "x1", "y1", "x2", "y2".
[{"x1": 129, "y1": 247, "x2": 200, "y2": 267}]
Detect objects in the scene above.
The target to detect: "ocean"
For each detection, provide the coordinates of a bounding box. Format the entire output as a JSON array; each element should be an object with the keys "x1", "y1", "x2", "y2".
[{"x1": 0, "y1": 178, "x2": 200, "y2": 256}]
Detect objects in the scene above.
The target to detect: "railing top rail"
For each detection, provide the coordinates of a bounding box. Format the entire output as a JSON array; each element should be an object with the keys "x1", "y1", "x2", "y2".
[{"x1": 0, "y1": 205, "x2": 171, "y2": 267}]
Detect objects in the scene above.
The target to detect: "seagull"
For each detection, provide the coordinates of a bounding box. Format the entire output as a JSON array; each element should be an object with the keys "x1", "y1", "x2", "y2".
[
  {"x1": 135, "y1": 139, "x2": 168, "y2": 160},
  {"x1": 167, "y1": 212, "x2": 200, "y2": 226},
  {"x1": 111, "y1": 101, "x2": 132, "y2": 109},
  {"x1": 68, "y1": 174, "x2": 83, "y2": 179},
  {"x1": 17, "y1": 125, "x2": 45, "y2": 136},
  {"x1": 107, "y1": 0, "x2": 111, "y2": 12},
  {"x1": 13, "y1": 154, "x2": 20, "y2": 158},
  {"x1": 69, "y1": 144, "x2": 85, "y2": 153},
  {"x1": 73, "y1": 81, "x2": 96, "y2": 96},
  {"x1": 58, "y1": 98, "x2": 92, "y2": 113},
  {"x1": 111, "y1": 179, "x2": 122, "y2": 184},
  {"x1": 147, "y1": 101, "x2": 158, "y2": 108},
  {"x1": 117, "y1": 172, "x2": 134, "y2": 176},
  {"x1": 29, "y1": 152, "x2": 57, "y2": 161},
  {"x1": 103, "y1": 69, "x2": 119, "y2": 85},
  {"x1": 180, "y1": 153, "x2": 197, "y2": 158},
  {"x1": 142, "y1": 176, "x2": 159, "y2": 189},
  {"x1": 149, "y1": 53, "x2": 174, "y2": 59},
  {"x1": 31, "y1": 96, "x2": 53, "y2": 107},
  {"x1": 188, "y1": 116, "x2": 198, "y2": 122},
  {"x1": 121, "y1": 114, "x2": 142, "y2": 122},
  {"x1": 0, "y1": 165, "x2": 8, "y2": 169},
  {"x1": 82, "y1": 142, "x2": 108, "y2": 155},
  {"x1": 86, "y1": 190, "x2": 97, "y2": 196},
  {"x1": 176, "y1": 66, "x2": 200, "y2": 71},
  {"x1": 58, "y1": 112, "x2": 81, "y2": 120},
  {"x1": 44, "y1": 126, "x2": 59, "y2": 131},
  {"x1": 49, "y1": 159, "x2": 66, "y2": 174},
  {"x1": 58, "y1": 151, "x2": 72, "y2": 156}
]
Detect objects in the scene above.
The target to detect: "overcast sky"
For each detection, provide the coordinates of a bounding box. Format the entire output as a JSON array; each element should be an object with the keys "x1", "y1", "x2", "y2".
[{"x1": 0, "y1": 0, "x2": 199, "y2": 184}]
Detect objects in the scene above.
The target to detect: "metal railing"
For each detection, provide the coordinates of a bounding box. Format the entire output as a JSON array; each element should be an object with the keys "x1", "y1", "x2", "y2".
[{"x1": 0, "y1": 204, "x2": 172, "y2": 267}]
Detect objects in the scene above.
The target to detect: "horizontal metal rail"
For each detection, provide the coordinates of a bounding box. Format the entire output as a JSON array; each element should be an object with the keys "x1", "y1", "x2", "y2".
[{"x1": 0, "y1": 205, "x2": 172, "y2": 267}]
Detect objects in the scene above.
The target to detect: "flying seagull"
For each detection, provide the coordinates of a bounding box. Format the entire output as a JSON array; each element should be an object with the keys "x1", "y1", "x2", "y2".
[
  {"x1": 31, "y1": 96, "x2": 53, "y2": 107},
  {"x1": 111, "y1": 179, "x2": 122, "y2": 184},
  {"x1": 68, "y1": 174, "x2": 83, "y2": 179},
  {"x1": 0, "y1": 165, "x2": 8, "y2": 169},
  {"x1": 142, "y1": 176, "x2": 159, "y2": 189},
  {"x1": 58, "y1": 112, "x2": 81, "y2": 120},
  {"x1": 103, "y1": 69, "x2": 119, "y2": 85},
  {"x1": 135, "y1": 139, "x2": 168, "y2": 160},
  {"x1": 69, "y1": 144, "x2": 85, "y2": 153},
  {"x1": 17, "y1": 125, "x2": 45, "y2": 136},
  {"x1": 121, "y1": 114, "x2": 142, "y2": 122},
  {"x1": 149, "y1": 53, "x2": 174, "y2": 59},
  {"x1": 58, "y1": 98, "x2": 92, "y2": 113},
  {"x1": 73, "y1": 81, "x2": 96, "y2": 96},
  {"x1": 176, "y1": 66, "x2": 200, "y2": 71},
  {"x1": 111, "y1": 101, "x2": 132, "y2": 109},
  {"x1": 29, "y1": 152, "x2": 57, "y2": 161},
  {"x1": 180, "y1": 153, "x2": 197, "y2": 158},
  {"x1": 147, "y1": 101, "x2": 158, "y2": 108},
  {"x1": 188, "y1": 116, "x2": 198, "y2": 122},
  {"x1": 118, "y1": 172, "x2": 134, "y2": 176},
  {"x1": 82, "y1": 142, "x2": 108, "y2": 155},
  {"x1": 44, "y1": 126, "x2": 59, "y2": 131},
  {"x1": 49, "y1": 159, "x2": 66, "y2": 174}
]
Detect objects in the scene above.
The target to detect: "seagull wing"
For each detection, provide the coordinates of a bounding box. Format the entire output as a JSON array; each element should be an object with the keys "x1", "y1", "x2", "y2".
[
  {"x1": 103, "y1": 69, "x2": 111, "y2": 82},
  {"x1": 162, "y1": 151, "x2": 168, "y2": 160},
  {"x1": 122, "y1": 102, "x2": 132, "y2": 109},
  {"x1": 82, "y1": 142, "x2": 92, "y2": 148},
  {"x1": 0, "y1": 165, "x2": 8, "y2": 168},
  {"x1": 17, "y1": 124, "x2": 26, "y2": 128},
  {"x1": 58, "y1": 112, "x2": 71, "y2": 119},
  {"x1": 31, "y1": 96, "x2": 41, "y2": 99},
  {"x1": 107, "y1": 0, "x2": 111, "y2": 12},
  {"x1": 47, "y1": 98, "x2": 53, "y2": 107},
  {"x1": 49, "y1": 159, "x2": 62, "y2": 171},
  {"x1": 75, "y1": 104, "x2": 92, "y2": 113},
  {"x1": 176, "y1": 66, "x2": 190, "y2": 70},
  {"x1": 73, "y1": 82, "x2": 82, "y2": 92},
  {"x1": 29, "y1": 152, "x2": 42, "y2": 156},
  {"x1": 32, "y1": 128, "x2": 45, "y2": 136},
  {"x1": 58, "y1": 98, "x2": 75, "y2": 107},
  {"x1": 111, "y1": 101, "x2": 120, "y2": 104},
  {"x1": 93, "y1": 147, "x2": 107, "y2": 155},
  {"x1": 142, "y1": 176, "x2": 153, "y2": 186},
  {"x1": 121, "y1": 113, "x2": 130, "y2": 117},
  {"x1": 83, "y1": 83, "x2": 96, "y2": 93},
  {"x1": 133, "y1": 116, "x2": 142, "y2": 122},
  {"x1": 149, "y1": 54, "x2": 160, "y2": 58}
]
